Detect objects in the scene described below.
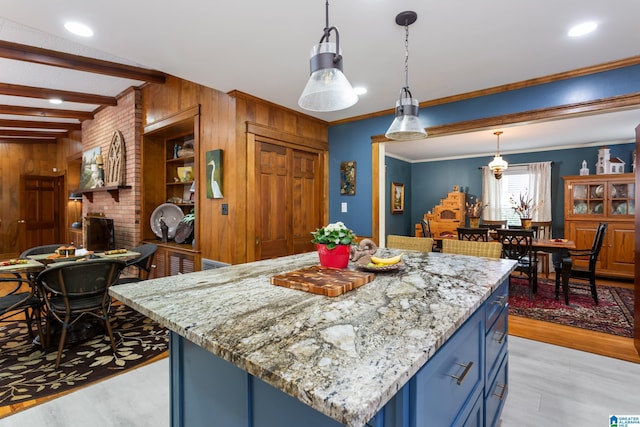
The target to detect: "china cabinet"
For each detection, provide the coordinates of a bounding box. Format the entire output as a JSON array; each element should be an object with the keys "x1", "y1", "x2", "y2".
[
  {"x1": 563, "y1": 173, "x2": 635, "y2": 278},
  {"x1": 141, "y1": 106, "x2": 201, "y2": 277}
]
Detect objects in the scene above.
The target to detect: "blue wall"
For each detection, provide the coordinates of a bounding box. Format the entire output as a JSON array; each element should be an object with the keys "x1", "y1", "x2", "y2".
[
  {"x1": 328, "y1": 64, "x2": 640, "y2": 238},
  {"x1": 399, "y1": 143, "x2": 634, "y2": 238}
]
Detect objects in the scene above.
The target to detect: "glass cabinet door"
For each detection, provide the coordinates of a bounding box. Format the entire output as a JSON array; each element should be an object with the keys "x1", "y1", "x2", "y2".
[
  {"x1": 571, "y1": 183, "x2": 604, "y2": 215},
  {"x1": 610, "y1": 182, "x2": 635, "y2": 216}
]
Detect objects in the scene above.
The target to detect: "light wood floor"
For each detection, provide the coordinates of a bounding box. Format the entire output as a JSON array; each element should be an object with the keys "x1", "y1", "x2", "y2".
[{"x1": 0, "y1": 277, "x2": 637, "y2": 420}]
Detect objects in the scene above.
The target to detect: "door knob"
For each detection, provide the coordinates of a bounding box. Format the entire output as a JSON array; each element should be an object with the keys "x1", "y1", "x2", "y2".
[{"x1": 17, "y1": 219, "x2": 26, "y2": 224}]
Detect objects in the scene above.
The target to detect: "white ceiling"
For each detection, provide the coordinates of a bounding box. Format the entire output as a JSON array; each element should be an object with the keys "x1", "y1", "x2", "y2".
[{"x1": 1, "y1": 0, "x2": 639, "y2": 160}]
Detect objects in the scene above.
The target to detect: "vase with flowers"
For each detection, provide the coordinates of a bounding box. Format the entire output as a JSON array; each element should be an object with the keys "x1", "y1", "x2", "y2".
[
  {"x1": 465, "y1": 200, "x2": 487, "y2": 228},
  {"x1": 311, "y1": 221, "x2": 356, "y2": 269},
  {"x1": 510, "y1": 191, "x2": 541, "y2": 229}
]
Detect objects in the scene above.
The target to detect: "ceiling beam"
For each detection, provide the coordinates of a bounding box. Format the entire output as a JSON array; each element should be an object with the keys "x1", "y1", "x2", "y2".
[
  {"x1": 0, "y1": 119, "x2": 81, "y2": 130},
  {"x1": 0, "y1": 137, "x2": 57, "y2": 144},
  {"x1": 0, "y1": 82, "x2": 117, "y2": 105},
  {"x1": 0, "y1": 129, "x2": 67, "y2": 138},
  {"x1": 0, "y1": 40, "x2": 166, "y2": 84},
  {"x1": 0, "y1": 104, "x2": 94, "y2": 120}
]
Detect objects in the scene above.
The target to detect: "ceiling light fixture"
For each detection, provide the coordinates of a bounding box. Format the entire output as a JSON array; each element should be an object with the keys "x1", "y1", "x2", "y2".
[
  {"x1": 49, "y1": 98, "x2": 63, "y2": 104},
  {"x1": 568, "y1": 21, "x2": 597, "y2": 37},
  {"x1": 64, "y1": 21, "x2": 94, "y2": 37},
  {"x1": 385, "y1": 11, "x2": 427, "y2": 141},
  {"x1": 488, "y1": 131, "x2": 508, "y2": 179},
  {"x1": 298, "y1": 0, "x2": 358, "y2": 112}
]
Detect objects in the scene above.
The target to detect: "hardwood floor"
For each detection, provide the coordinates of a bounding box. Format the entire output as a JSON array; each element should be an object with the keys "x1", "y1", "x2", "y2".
[{"x1": 0, "y1": 277, "x2": 636, "y2": 420}]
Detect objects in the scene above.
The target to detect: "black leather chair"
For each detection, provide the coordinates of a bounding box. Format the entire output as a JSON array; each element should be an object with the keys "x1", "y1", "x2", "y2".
[
  {"x1": 457, "y1": 227, "x2": 489, "y2": 242},
  {"x1": 0, "y1": 276, "x2": 44, "y2": 347},
  {"x1": 36, "y1": 258, "x2": 126, "y2": 368},
  {"x1": 557, "y1": 222, "x2": 608, "y2": 305},
  {"x1": 497, "y1": 229, "x2": 538, "y2": 301},
  {"x1": 116, "y1": 243, "x2": 158, "y2": 285}
]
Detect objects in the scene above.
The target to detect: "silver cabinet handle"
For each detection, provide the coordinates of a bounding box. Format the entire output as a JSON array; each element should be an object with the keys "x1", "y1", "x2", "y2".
[
  {"x1": 450, "y1": 361, "x2": 474, "y2": 385},
  {"x1": 493, "y1": 330, "x2": 506, "y2": 344},
  {"x1": 492, "y1": 383, "x2": 507, "y2": 400}
]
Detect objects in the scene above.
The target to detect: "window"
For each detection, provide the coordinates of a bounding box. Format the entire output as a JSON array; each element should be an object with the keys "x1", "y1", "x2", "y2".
[{"x1": 482, "y1": 162, "x2": 552, "y2": 225}]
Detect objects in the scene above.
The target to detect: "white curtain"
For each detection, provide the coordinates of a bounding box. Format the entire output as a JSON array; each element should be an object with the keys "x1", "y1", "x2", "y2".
[
  {"x1": 481, "y1": 166, "x2": 502, "y2": 220},
  {"x1": 528, "y1": 161, "x2": 552, "y2": 221}
]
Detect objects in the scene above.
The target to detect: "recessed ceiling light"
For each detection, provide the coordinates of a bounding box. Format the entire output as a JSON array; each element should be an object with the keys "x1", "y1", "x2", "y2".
[
  {"x1": 353, "y1": 87, "x2": 367, "y2": 96},
  {"x1": 568, "y1": 21, "x2": 597, "y2": 37},
  {"x1": 64, "y1": 21, "x2": 94, "y2": 37},
  {"x1": 49, "y1": 98, "x2": 63, "y2": 104}
]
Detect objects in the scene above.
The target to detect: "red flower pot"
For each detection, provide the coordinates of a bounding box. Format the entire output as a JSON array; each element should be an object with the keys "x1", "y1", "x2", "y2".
[{"x1": 316, "y1": 244, "x2": 350, "y2": 269}]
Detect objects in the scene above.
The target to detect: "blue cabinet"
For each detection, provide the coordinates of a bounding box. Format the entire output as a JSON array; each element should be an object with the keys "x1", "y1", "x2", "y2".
[{"x1": 170, "y1": 278, "x2": 510, "y2": 427}]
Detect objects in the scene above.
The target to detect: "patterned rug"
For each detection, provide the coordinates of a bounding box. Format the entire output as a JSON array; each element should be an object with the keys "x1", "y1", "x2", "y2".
[
  {"x1": 508, "y1": 277, "x2": 634, "y2": 337},
  {"x1": 0, "y1": 304, "x2": 168, "y2": 407}
]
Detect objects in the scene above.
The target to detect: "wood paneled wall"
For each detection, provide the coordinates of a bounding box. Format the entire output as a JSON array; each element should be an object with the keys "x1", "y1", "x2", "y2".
[{"x1": 141, "y1": 77, "x2": 329, "y2": 265}]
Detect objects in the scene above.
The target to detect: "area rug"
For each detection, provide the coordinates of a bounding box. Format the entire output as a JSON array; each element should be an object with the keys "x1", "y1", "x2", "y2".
[
  {"x1": 508, "y1": 277, "x2": 634, "y2": 338},
  {"x1": 0, "y1": 304, "x2": 168, "y2": 407}
]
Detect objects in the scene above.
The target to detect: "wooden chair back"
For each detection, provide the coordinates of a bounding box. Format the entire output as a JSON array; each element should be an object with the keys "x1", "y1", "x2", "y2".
[{"x1": 457, "y1": 227, "x2": 489, "y2": 241}]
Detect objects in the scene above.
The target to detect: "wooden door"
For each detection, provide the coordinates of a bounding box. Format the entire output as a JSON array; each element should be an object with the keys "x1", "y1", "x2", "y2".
[
  {"x1": 255, "y1": 142, "x2": 319, "y2": 260},
  {"x1": 19, "y1": 175, "x2": 63, "y2": 252}
]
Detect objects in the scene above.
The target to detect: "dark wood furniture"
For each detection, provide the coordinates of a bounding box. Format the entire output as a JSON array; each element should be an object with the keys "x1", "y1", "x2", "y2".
[
  {"x1": 557, "y1": 222, "x2": 608, "y2": 305},
  {"x1": 497, "y1": 229, "x2": 538, "y2": 301},
  {"x1": 457, "y1": 227, "x2": 489, "y2": 241}
]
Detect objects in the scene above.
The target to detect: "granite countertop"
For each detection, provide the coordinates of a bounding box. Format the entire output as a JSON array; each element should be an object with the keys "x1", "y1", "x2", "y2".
[{"x1": 110, "y1": 250, "x2": 516, "y2": 427}]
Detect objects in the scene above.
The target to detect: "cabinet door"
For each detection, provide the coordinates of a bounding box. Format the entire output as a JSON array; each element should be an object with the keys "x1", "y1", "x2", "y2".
[
  {"x1": 608, "y1": 223, "x2": 635, "y2": 274},
  {"x1": 565, "y1": 222, "x2": 605, "y2": 271}
]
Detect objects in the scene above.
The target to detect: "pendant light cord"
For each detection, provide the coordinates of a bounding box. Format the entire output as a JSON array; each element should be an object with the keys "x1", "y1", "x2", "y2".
[
  {"x1": 319, "y1": 0, "x2": 340, "y2": 64},
  {"x1": 404, "y1": 21, "x2": 410, "y2": 90}
]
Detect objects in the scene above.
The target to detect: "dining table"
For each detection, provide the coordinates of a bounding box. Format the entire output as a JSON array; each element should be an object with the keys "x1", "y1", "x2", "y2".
[{"x1": 1, "y1": 248, "x2": 141, "y2": 346}]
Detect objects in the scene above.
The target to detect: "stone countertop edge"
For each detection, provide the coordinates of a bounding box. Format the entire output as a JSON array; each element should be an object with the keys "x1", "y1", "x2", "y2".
[{"x1": 110, "y1": 250, "x2": 517, "y2": 427}]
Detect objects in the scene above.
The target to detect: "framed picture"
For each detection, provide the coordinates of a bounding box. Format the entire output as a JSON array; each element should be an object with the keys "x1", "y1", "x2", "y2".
[
  {"x1": 391, "y1": 182, "x2": 404, "y2": 214},
  {"x1": 205, "y1": 149, "x2": 223, "y2": 199},
  {"x1": 340, "y1": 161, "x2": 356, "y2": 195},
  {"x1": 79, "y1": 147, "x2": 102, "y2": 190}
]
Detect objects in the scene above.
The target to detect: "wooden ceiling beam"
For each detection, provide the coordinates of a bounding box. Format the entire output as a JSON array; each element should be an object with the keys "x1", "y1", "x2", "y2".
[
  {"x1": 0, "y1": 129, "x2": 67, "y2": 138},
  {"x1": 0, "y1": 82, "x2": 117, "y2": 105},
  {"x1": 0, "y1": 40, "x2": 166, "y2": 84},
  {"x1": 0, "y1": 137, "x2": 57, "y2": 144},
  {"x1": 0, "y1": 104, "x2": 94, "y2": 120},
  {"x1": 0, "y1": 119, "x2": 81, "y2": 130}
]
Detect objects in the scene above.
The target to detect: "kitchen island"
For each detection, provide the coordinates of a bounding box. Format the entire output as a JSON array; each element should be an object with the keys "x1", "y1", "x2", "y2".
[{"x1": 110, "y1": 250, "x2": 516, "y2": 427}]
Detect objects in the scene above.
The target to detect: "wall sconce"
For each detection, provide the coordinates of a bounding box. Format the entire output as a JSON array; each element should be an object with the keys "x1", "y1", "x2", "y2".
[
  {"x1": 385, "y1": 11, "x2": 427, "y2": 141},
  {"x1": 488, "y1": 131, "x2": 508, "y2": 179},
  {"x1": 69, "y1": 192, "x2": 83, "y2": 229},
  {"x1": 298, "y1": 0, "x2": 358, "y2": 112}
]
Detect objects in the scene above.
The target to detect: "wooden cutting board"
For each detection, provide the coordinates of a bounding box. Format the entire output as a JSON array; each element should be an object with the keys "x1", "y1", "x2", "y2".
[{"x1": 270, "y1": 266, "x2": 375, "y2": 297}]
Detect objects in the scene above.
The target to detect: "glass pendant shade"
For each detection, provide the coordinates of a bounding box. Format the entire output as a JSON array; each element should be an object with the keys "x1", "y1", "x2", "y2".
[
  {"x1": 298, "y1": 42, "x2": 358, "y2": 112},
  {"x1": 488, "y1": 131, "x2": 508, "y2": 179},
  {"x1": 385, "y1": 96, "x2": 427, "y2": 140}
]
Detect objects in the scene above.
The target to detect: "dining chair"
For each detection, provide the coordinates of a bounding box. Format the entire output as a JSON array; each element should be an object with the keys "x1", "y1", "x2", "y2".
[
  {"x1": 442, "y1": 239, "x2": 502, "y2": 259},
  {"x1": 532, "y1": 221, "x2": 553, "y2": 277},
  {"x1": 556, "y1": 222, "x2": 608, "y2": 305},
  {"x1": 0, "y1": 275, "x2": 44, "y2": 347},
  {"x1": 420, "y1": 218, "x2": 432, "y2": 238},
  {"x1": 497, "y1": 229, "x2": 538, "y2": 300},
  {"x1": 386, "y1": 235, "x2": 434, "y2": 252},
  {"x1": 19, "y1": 244, "x2": 67, "y2": 258},
  {"x1": 36, "y1": 258, "x2": 127, "y2": 368},
  {"x1": 480, "y1": 219, "x2": 507, "y2": 230},
  {"x1": 457, "y1": 227, "x2": 489, "y2": 242},
  {"x1": 116, "y1": 243, "x2": 158, "y2": 285}
]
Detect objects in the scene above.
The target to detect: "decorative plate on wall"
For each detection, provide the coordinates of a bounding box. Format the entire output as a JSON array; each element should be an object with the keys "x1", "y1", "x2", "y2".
[{"x1": 150, "y1": 203, "x2": 184, "y2": 239}]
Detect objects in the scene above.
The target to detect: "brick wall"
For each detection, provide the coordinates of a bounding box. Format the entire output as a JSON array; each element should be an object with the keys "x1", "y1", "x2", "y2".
[{"x1": 81, "y1": 87, "x2": 142, "y2": 249}]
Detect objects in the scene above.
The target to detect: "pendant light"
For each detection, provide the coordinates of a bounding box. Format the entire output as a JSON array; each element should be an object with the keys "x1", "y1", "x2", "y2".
[
  {"x1": 298, "y1": 0, "x2": 358, "y2": 112},
  {"x1": 488, "y1": 131, "x2": 508, "y2": 179},
  {"x1": 385, "y1": 11, "x2": 427, "y2": 141}
]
